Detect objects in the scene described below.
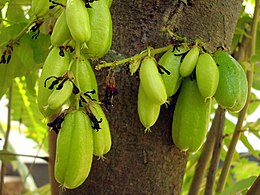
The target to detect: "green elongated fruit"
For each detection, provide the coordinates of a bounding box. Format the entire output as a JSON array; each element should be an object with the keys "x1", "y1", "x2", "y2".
[
  {"x1": 47, "y1": 81, "x2": 73, "y2": 110},
  {"x1": 172, "y1": 78, "x2": 211, "y2": 152},
  {"x1": 88, "y1": 102, "x2": 112, "y2": 157},
  {"x1": 213, "y1": 50, "x2": 248, "y2": 112},
  {"x1": 66, "y1": 0, "x2": 91, "y2": 43},
  {"x1": 106, "y1": 0, "x2": 113, "y2": 8},
  {"x1": 32, "y1": 0, "x2": 50, "y2": 17},
  {"x1": 70, "y1": 58, "x2": 99, "y2": 100},
  {"x1": 139, "y1": 56, "x2": 167, "y2": 105},
  {"x1": 180, "y1": 46, "x2": 200, "y2": 77},
  {"x1": 54, "y1": 110, "x2": 93, "y2": 189},
  {"x1": 196, "y1": 53, "x2": 219, "y2": 99},
  {"x1": 158, "y1": 46, "x2": 188, "y2": 97},
  {"x1": 84, "y1": 0, "x2": 112, "y2": 59},
  {"x1": 38, "y1": 47, "x2": 70, "y2": 117},
  {"x1": 51, "y1": 10, "x2": 72, "y2": 46},
  {"x1": 138, "y1": 84, "x2": 161, "y2": 132}
]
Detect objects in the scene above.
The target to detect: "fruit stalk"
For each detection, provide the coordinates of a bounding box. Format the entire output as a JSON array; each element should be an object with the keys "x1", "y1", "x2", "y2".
[{"x1": 95, "y1": 45, "x2": 173, "y2": 70}]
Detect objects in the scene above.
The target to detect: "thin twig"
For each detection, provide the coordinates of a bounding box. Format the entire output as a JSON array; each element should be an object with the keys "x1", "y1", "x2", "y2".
[
  {"x1": 95, "y1": 45, "x2": 173, "y2": 70},
  {"x1": 0, "y1": 152, "x2": 49, "y2": 162},
  {"x1": 204, "y1": 108, "x2": 225, "y2": 195},
  {"x1": 188, "y1": 106, "x2": 223, "y2": 195},
  {"x1": 23, "y1": 131, "x2": 49, "y2": 187}
]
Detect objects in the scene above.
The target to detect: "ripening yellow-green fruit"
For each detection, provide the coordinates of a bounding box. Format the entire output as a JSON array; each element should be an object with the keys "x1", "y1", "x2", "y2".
[
  {"x1": 51, "y1": 10, "x2": 72, "y2": 46},
  {"x1": 158, "y1": 46, "x2": 188, "y2": 97},
  {"x1": 213, "y1": 50, "x2": 248, "y2": 112},
  {"x1": 38, "y1": 47, "x2": 70, "y2": 117},
  {"x1": 106, "y1": 0, "x2": 113, "y2": 8},
  {"x1": 137, "y1": 83, "x2": 161, "y2": 132},
  {"x1": 180, "y1": 46, "x2": 200, "y2": 77},
  {"x1": 196, "y1": 53, "x2": 219, "y2": 99},
  {"x1": 66, "y1": 0, "x2": 91, "y2": 43},
  {"x1": 47, "y1": 81, "x2": 73, "y2": 110},
  {"x1": 172, "y1": 78, "x2": 211, "y2": 152},
  {"x1": 84, "y1": 0, "x2": 112, "y2": 59},
  {"x1": 139, "y1": 56, "x2": 167, "y2": 105},
  {"x1": 88, "y1": 102, "x2": 112, "y2": 157},
  {"x1": 70, "y1": 58, "x2": 99, "y2": 100},
  {"x1": 54, "y1": 110, "x2": 93, "y2": 189},
  {"x1": 32, "y1": 0, "x2": 50, "y2": 17}
]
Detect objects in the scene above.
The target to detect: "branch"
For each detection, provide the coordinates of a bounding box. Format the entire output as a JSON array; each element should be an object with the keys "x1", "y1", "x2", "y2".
[
  {"x1": 204, "y1": 108, "x2": 225, "y2": 195},
  {"x1": 95, "y1": 45, "x2": 173, "y2": 70}
]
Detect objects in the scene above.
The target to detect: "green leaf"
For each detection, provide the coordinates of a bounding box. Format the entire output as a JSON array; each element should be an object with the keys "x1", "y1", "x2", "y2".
[
  {"x1": 11, "y1": 78, "x2": 48, "y2": 150},
  {"x1": 251, "y1": 130, "x2": 260, "y2": 139},
  {"x1": 232, "y1": 158, "x2": 259, "y2": 180},
  {"x1": 240, "y1": 133, "x2": 260, "y2": 160},
  {"x1": 256, "y1": 29, "x2": 260, "y2": 53},
  {"x1": 224, "y1": 118, "x2": 235, "y2": 135},
  {"x1": 25, "y1": 69, "x2": 39, "y2": 96},
  {"x1": 253, "y1": 64, "x2": 260, "y2": 90},
  {"x1": 250, "y1": 52, "x2": 260, "y2": 63},
  {"x1": 247, "y1": 92, "x2": 260, "y2": 115},
  {"x1": 6, "y1": 3, "x2": 28, "y2": 23},
  {"x1": 245, "y1": 118, "x2": 260, "y2": 132},
  {"x1": 12, "y1": 35, "x2": 36, "y2": 76},
  {"x1": 0, "y1": 60, "x2": 16, "y2": 99},
  {"x1": 30, "y1": 34, "x2": 51, "y2": 64},
  {"x1": 3, "y1": 0, "x2": 32, "y2": 5},
  {"x1": 220, "y1": 176, "x2": 257, "y2": 195},
  {"x1": 0, "y1": 149, "x2": 17, "y2": 162},
  {"x1": 0, "y1": 23, "x2": 27, "y2": 44}
]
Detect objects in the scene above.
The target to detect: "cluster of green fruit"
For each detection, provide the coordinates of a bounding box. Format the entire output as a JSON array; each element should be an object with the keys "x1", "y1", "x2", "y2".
[
  {"x1": 34, "y1": 0, "x2": 113, "y2": 189},
  {"x1": 137, "y1": 45, "x2": 248, "y2": 152},
  {"x1": 32, "y1": 0, "x2": 112, "y2": 59}
]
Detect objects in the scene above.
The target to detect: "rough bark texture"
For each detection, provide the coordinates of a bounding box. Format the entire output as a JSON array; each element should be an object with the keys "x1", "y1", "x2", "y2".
[{"x1": 61, "y1": 0, "x2": 242, "y2": 194}]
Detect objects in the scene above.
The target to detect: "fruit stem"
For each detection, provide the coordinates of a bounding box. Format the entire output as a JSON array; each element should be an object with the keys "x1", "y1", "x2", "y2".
[
  {"x1": 216, "y1": 0, "x2": 260, "y2": 192},
  {"x1": 95, "y1": 45, "x2": 173, "y2": 70}
]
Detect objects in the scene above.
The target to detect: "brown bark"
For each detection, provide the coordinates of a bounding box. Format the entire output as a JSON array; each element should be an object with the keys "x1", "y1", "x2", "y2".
[{"x1": 58, "y1": 0, "x2": 242, "y2": 194}]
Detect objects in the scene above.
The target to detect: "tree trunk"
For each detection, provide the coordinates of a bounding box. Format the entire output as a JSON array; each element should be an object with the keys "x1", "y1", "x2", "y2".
[{"x1": 60, "y1": 0, "x2": 242, "y2": 194}]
